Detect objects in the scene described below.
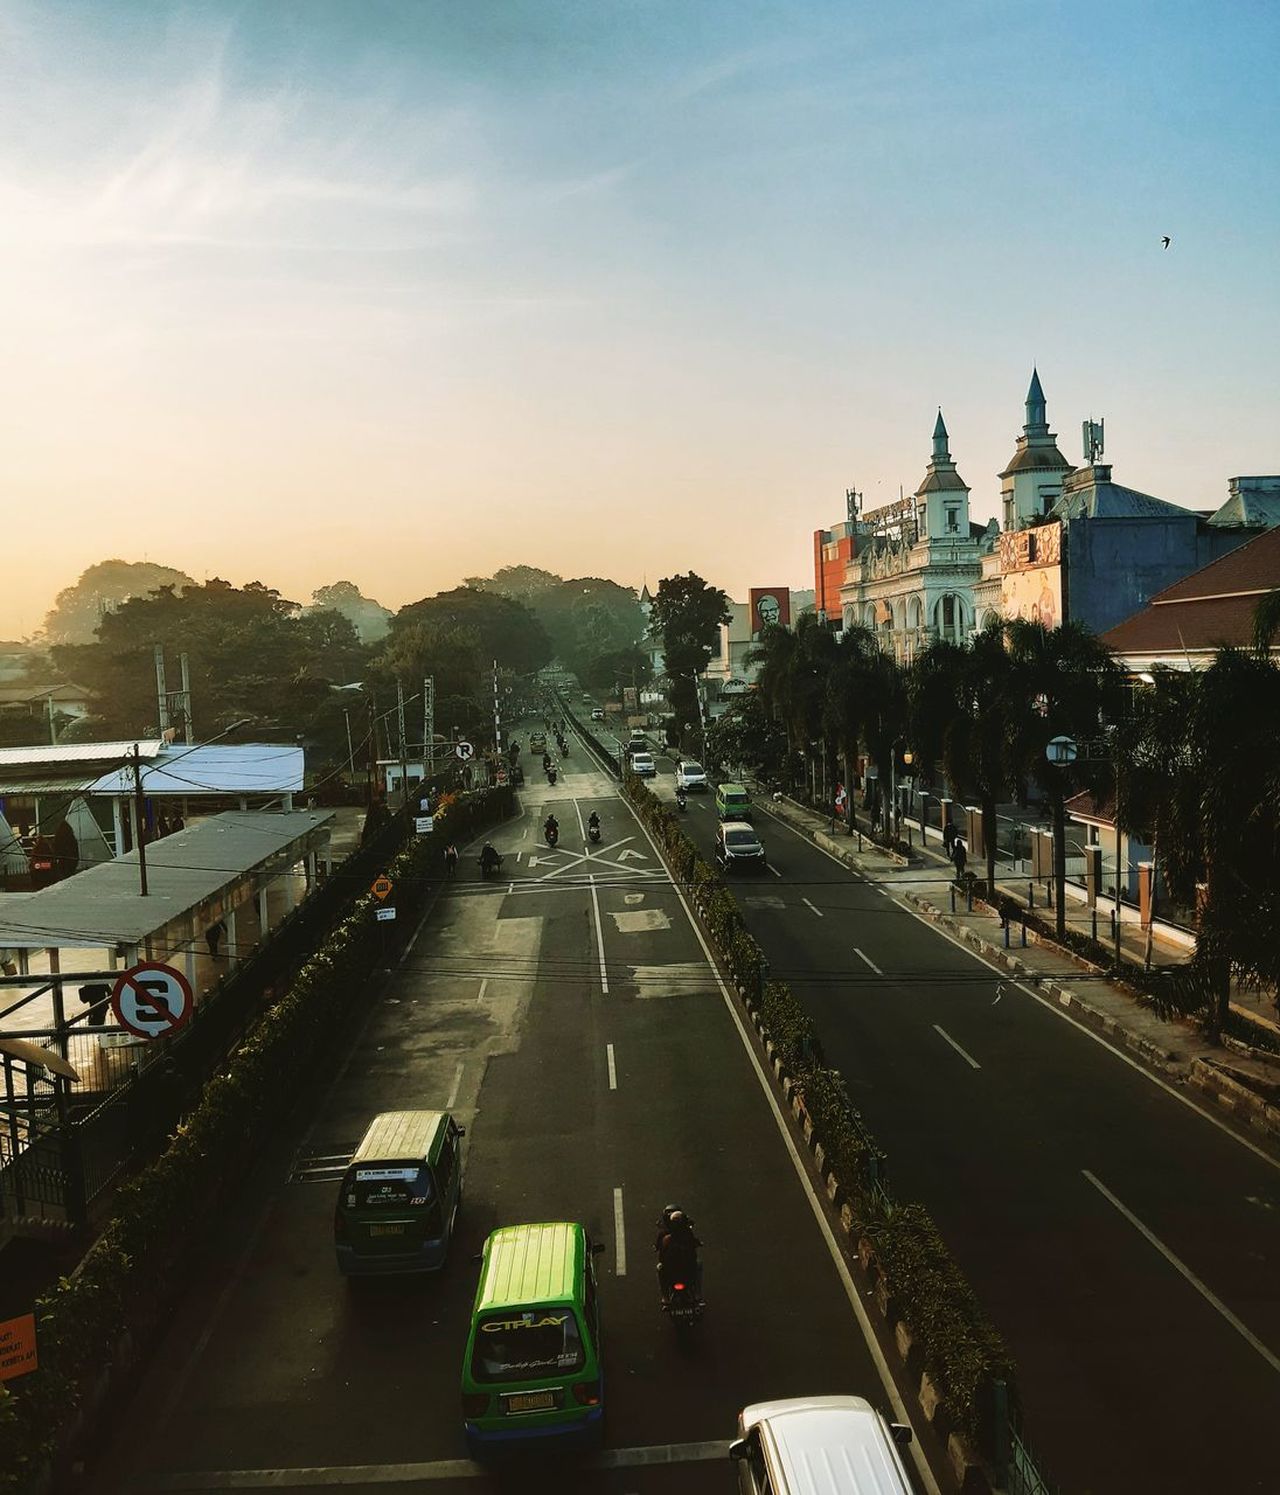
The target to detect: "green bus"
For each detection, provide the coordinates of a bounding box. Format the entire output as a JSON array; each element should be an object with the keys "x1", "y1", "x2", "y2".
[{"x1": 461, "y1": 1221, "x2": 605, "y2": 1456}]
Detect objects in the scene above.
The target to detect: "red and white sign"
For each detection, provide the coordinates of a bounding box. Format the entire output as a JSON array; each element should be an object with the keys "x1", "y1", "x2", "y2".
[
  {"x1": 110, "y1": 961, "x2": 194, "y2": 1041},
  {"x1": 749, "y1": 588, "x2": 791, "y2": 634},
  {"x1": 835, "y1": 783, "x2": 848, "y2": 812}
]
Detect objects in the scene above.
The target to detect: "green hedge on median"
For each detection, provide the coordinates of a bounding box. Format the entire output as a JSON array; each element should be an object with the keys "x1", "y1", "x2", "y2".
[
  {"x1": 0, "y1": 789, "x2": 512, "y2": 1495},
  {"x1": 623, "y1": 775, "x2": 1021, "y2": 1453}
]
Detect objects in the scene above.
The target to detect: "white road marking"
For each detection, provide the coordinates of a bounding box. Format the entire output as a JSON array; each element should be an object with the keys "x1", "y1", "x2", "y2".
[
  {"x1": 514, "y1": 850, "x2": 522, "y2": 862},
  {"x1": 853, "y1": 947, "x2": 883, "y2": 975},
  {"x1": 477, "y1": 978, "x2": 488, "y2": 1003},
  {"x1": 613, "y1": 1186, "x2": 627, "y2": 1276},
  {"x1": 162, "y1": 1442, "x2": 731, "y2": 1487},
  {"x1": 801, "y1": 897, "x2": 824, "y2": 918},
  {"x1": 767, "y1": 863, "x2": 782, "y2": 877},
  {"x1": 589, "y1": 874, "x2": 610, "y2": 994},
  {"x1": 1082, "y1": 1170, "x2": 1280, "y2": 1373},
  {"x1": 445, "y1": 1061, "x2": 464, "y2": 1109},
  {"x1": 606, "y1": 1042, "x2": 617, "y2": 1090},
  {"x1": 933, "y1": 1024, "x2": 981, "y2": 1069},
  {"x1": 572, "y1": 795, "x2": 587, "y2": 841},
  {"x1": 506, "y1": 881, "x2": 514, "y2": 893},
  {"x1": 520, "y1": 826, "x2": 528, "y2": 839}
]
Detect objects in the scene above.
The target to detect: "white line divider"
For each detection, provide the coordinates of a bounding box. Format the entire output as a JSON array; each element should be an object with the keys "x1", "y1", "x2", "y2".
[
  {"x1": 477, "y1": 978, "x2": 488, "y2": 1003},
  {"x1": 1082, "y1": 1169, "x2": 1280, "y2": 1373},
  {"x1": 802, "y1": 897, "x2": 824, "y2": 918},
  {"x1": 589, "y1": 873, "x2": 610, "y2": 994},
  {"x1": 613, "y1": 1186, "x2": 627, "y2": 1276},
  {"x1": 932, "y1": 1024, "x2": 981, "y2": 1070},
  {"x1": 854, "y1": 947, "x2": 882, "y2": 975},
  {"x1": 446, "y1": 1061, "x2": 465, "y2": 1109},
  {"x1": 606, "y1": 1042, "x2": 618, "y2": 1090}
]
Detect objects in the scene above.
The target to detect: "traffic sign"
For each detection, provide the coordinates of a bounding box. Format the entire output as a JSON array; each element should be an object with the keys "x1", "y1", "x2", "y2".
[
  {"x1": 110, "y1": 962, "x2": 194, "y2": 1041},
  {"x1": 1046, "y1": 735, "x2": 1078, "y2": 765},
  {"x1": 455, "y1": 741, "x2": 475, "y2": 762},
  {"x1": 415, "y1": 815, "x2": 434, "y2": 834},
  {"x1": 375, "y1": 906, "x2": 397, "y2": 923},
  {"x1": 0, "y1": 1313, "x2": 37, "y2": 1382},
  {"x1": 371, "y1": 876, "x2": 393, "y2": 900}
]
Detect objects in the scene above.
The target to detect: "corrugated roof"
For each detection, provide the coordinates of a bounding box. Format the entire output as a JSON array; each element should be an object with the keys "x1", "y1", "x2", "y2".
[
  {"x1": 90, "y1": 743, "x2": 304, "y2": 796},
  {"x1": 0, "y1": 809, "x2": 334, "y2": 948},
  {"x1": 0, "y1": 740, "x2": 163, "y2": 768}
]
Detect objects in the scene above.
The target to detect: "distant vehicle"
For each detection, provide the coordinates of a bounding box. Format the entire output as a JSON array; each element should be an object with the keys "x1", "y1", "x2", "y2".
[
  {"x1": 715, "y1": 820, "x2": 766, "y2": 873},
  {"x1": 630, "y1": 752, "x2": 657, "y2": 778},
  {"x1": 581, "y1": 692, "x2": 592, "y2": 703},
  {"x1": 590, "y1": 707, "x2": 605, "y2": 722},
  {"x1": 529, "y1": 731, "x2": 547, "y2": 754},
  {"x1": 730, "y1": 1395, "x2": 913, "y2": 1495},
  {"x1": 715, "y1": 782, "x2": 753, "y2": 821},
  {"x1": 627, "y1": 733, "x2": 648, "y2": 754},
  {"x1": 675, "y1": 760, "x2": 708, "y2": 793}
]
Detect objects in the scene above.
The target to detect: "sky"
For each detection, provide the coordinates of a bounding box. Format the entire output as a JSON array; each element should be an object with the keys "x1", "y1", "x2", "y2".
[{"x1": 2, "y1": 0, "x2": 1278, "y2": 638}]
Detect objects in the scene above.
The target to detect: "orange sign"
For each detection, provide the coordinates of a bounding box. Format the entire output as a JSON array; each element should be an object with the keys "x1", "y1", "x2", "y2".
[
  {"x1": 371, "y1": 876, "x2": 393, "y2": 901},
  {"x1": 0, "y1": 1313, "x2": 37, "y2": 1382}
]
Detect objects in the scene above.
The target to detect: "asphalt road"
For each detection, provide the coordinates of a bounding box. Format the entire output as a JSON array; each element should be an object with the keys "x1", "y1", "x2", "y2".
[
  {"x1": 86, "y1": 723, "x2": 938, "y2": 1495},
  {"x1": 621, "y1": 730, "x2": 1280, "y2": 1495}
]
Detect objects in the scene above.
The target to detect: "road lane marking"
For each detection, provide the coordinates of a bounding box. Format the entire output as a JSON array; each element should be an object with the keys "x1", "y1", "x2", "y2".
[
  {"x1": 767, "y1": 863, "x2": 782, "y2": 877},
  {"x1": 759, "y1": 800, "x2": 1280, "y2": 1173},
  {"x1": 161, "y1": 1441, "x2": 731, "y2": 1487},
  {"x1": 801, "y1": 897, "x2": 824, "y2": 918},
  {"x1": 589, "y1": 874, "x2": 610, "y2": 994},
  {"x1": 572, "y1": 795, "x2": 587, "y2": 841},
  {"x1": 477, "y1": 978, "x2": 488, "y2": 1003},
  {"x1": 514, "y1": 850, "x2": 522, "y2": 862},
  {"x1": 1082, "y1": 1170, "x2": 1280, "y2": 1372},
  {"x1": 606, "y1": 1042, "x2": 617, "y2": 1090},
  {"x1": 613, "y1": 1186, "x2": 627, "y2": 1275},
  {"x1": 853, "y1": 947, "x2": 882, "y2": 975},
  {"x1": 506, "y1": 881, "x2": 514, "y2": 893},
  {"x1": 933, "y1": 1025, "x2": 981, "y2": 1069},
  {"x1": 445, "y1": 1061, "x2": 464, "y2": 1109}
]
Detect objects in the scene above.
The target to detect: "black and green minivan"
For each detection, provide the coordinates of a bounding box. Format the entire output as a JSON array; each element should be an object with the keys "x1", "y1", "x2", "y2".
[
  {"x1": 461, "y1": 1221, "x2": 605, "y2": 1456},
  {"x1": 334, "y1": 1110, "x2": 465, "y2": 1276}
]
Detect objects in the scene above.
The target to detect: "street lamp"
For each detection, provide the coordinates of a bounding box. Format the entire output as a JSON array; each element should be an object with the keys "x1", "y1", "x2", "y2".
[{"x1": 890, "y1": 741, "x2": 914, "y2": 844}]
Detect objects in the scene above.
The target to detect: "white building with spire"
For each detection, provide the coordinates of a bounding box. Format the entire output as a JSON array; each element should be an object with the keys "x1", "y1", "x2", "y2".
[{"x1": 838, "y1": 412, "x2": 998, "y2": 663}]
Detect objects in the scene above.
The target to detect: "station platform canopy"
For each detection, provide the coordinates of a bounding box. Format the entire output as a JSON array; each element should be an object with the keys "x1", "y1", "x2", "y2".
[
  {"x1": 0, "y1": 740, "x2": 303, "y2": 797},
  {"x1": 0, "y1": 809, "x2": 333, "y2": 950}
]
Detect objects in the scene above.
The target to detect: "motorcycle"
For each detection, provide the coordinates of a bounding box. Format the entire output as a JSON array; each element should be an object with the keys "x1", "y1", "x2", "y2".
[
  {"x1": 547, "y1": 767, "x2": 558, "y2": 786},
  {"x1": 675, "y1": 793, "x2": 688, "y2": 814},
  {"x1": 662, "y1": 1279, "x2": 704, "y2": 1332},
  {"x1": 479, "y1": 854, "x2": 504, "y2": 879},
  {"x1": 588, "y1": 823, "x2": 601, "y2": 844},
  {"x1": 545, "y1": 824, "x2": 560, "y2": 848}
]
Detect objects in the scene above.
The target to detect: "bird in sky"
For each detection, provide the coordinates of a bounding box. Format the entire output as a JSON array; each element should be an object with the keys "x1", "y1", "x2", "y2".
[{"x1": 1161, "y1": 235, "x2": 1172, "y2": 249}]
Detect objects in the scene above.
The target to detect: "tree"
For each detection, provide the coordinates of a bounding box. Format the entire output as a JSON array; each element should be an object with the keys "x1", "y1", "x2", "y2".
[
  {"x1": 41, "y1": 560, "x2": 196, "y2": 644},
  {"x1": 392, "y1": 588, "x2": 552, "y2": 677},
  {"x1": 582, "y1": 644, "x2": 653, "y2": 693},
  {"x1": 910, "y1": 624, "x2": 1019, "y2": 893},
  {"x1": 1003, "y1": 619, "x2": 1121, "y2": 938},
  {"x1": 466, "y1": 567, "x2": 644, "y2": 681},
  {"x1": 309, "y1": 581, "x2": 392, "y2": 644},
  {"x1": 649, "y1": 574, "x2": 731, "y2": 746},
  {"x1": 463, "y1": 565, "x2": 563, "y2": 605},
  {"x1": 706, "y1": 691, "x2": 788, "y2": 782}
]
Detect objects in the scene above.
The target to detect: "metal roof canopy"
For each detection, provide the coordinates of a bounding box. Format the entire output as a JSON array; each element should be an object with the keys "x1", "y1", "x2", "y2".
[
  {"x1": 0, "y1": 810, "x2": 334, "y2": 949},
  {"x1": 0, "y1": 741, "x2": 304, "y2": 797},
  {"x1": 0, "y1": 740, "x2": 164, "y2": 768}
]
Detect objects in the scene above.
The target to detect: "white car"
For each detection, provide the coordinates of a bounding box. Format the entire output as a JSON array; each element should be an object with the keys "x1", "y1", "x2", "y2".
[
  {"x1": 630, "y1": 752, "x2": 657, "y2": 778},
  {"x1": 675, "y1": 760, "x2": 708, "y2": 792},
  {"x1": 591, "y1": 708, "x2": 605, "y2": 721}
]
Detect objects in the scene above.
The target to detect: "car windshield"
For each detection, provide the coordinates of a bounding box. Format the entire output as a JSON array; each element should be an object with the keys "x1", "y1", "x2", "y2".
[
  {"x1": 344, "y1": 1165, "x2": 434, "y2": 1211},
  {"x1": 726, "y1": 830, "x2": 759, "y2": 848},
  {"x1": 682, "y1": 763, "x2": 704, "y2": 775},
  {"x1": 471, "y1": 1308, "x2": 585, "y2": 1383}
]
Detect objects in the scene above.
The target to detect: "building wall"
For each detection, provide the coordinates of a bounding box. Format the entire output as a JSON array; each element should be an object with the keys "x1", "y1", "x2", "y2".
[
  {"x1": 1065, "y1": 516, "x2": 1258, "y2": 634},
  {"x1": 813, "y1": 528, "x2": 855, "y2": 621}
]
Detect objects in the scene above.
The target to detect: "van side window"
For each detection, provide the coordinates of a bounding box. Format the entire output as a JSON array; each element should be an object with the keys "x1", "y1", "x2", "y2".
[
  {"x1": 436, "y1": 1134, "x2": 457, "y2": 1195},
  {"x1": 744, "y1": 1431, "x2": 772, "y2": 1493},
  {"x1": 584, "y1": 1262, "x2": 599, "y2": 1348}
]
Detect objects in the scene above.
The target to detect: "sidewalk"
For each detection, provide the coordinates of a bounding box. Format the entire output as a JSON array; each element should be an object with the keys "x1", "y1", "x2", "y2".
[{"x1": 756, "y1": 792, "x2": 1280, "y2": 1148}]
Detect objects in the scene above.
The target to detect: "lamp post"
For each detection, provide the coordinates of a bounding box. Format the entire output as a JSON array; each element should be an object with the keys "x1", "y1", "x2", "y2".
[{"x1": 890, "y1": 740, "x2": 914, "y2": 846}]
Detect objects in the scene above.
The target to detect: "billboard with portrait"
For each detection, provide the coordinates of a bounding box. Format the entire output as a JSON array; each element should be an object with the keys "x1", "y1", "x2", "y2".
[
  {"x1": 749, "y1": 587, "x2": 791, "y2": 635},
  {"x1": 999, "y1": 522, "x2": 1063, "y2": 630}
]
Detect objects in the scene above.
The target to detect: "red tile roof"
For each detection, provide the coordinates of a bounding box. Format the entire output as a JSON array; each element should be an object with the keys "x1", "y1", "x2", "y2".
[{"x1": 1102, "y1": 527, "x2": 1280, "y2": 657}]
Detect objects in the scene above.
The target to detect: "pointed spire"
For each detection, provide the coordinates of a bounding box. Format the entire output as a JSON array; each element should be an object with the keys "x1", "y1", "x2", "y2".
[
  {"x1": 1025, "y1": 368, "x2": 1047, "y2": 434},
  {"x1": 932, "y1": 408, "x2": 949, "y2": 461}
]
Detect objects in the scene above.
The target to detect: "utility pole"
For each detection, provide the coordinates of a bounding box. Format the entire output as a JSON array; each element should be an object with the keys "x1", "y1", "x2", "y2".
[
  {"x1": 131, "y1": 743, "x2": 149, "y2": 895},
  {"x1": 423, "y1": 676, "x2": 435, "y2": 791},
  {"x1": 179, "y1": 652, "x2": 193, "y2": 743},
  {"x1": 492, "y1": 659, "x2": 502, "y2": 756},
  {"x1": 396, "y1": 680, "x2": 409, "y2": 810},
  {"x1": 154, "y1": 644, "x2": 170, "y2": 736}
]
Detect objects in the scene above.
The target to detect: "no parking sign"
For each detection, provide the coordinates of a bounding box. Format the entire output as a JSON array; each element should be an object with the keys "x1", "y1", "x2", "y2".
[{"x1": 110, "y1": 962, "x2": 194, "y2": 1040}]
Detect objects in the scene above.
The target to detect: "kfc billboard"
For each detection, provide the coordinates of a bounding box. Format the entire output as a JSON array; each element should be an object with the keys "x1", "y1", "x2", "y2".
[{"x1": 750, "y1": 588, "x2": 791, "y2": 635}]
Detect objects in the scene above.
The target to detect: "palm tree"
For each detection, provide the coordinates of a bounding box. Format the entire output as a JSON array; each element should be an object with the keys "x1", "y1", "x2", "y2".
[
  {"x1": 824, "y1": 625, "x2": 882, "y2": 824},
  {"x1": 1253, "y1": 588, "x2": 1280, "y2": 654},
  {"x1": 1003, "y1": 619, "x2": 1121, "y2": 939},
  {"x1": 748, "y1": 614, "x2": 836, "y2": 802}
]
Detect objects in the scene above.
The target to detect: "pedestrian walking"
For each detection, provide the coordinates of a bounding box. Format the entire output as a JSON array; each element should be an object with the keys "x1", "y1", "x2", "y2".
[
  {"x1": 952, "y1": 836, "x2": 968, "y2": 881},
  {"x1": 205, "y1": 919, "x2": 227, "y2": 958},
  {"x1": 943, "y1": 820, "x2": 957, "y2": 860}
]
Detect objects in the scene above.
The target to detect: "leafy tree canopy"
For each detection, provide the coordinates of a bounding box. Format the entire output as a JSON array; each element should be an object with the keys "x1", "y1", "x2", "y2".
[
  {"x1": 392, "y1": 587, "x2": 552, "y2": 677},
  {"x1": 41, "y1": 559, "x2": 197, "y2": 645},
  {"x1": 464, "y1": 568, "x2": 643, "y2": 680},
  {"x1": 309, "y1": 581, "x2": 393, "y2": 644}
]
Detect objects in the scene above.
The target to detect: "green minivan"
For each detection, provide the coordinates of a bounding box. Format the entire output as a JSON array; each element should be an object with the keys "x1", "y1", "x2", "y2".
[
  {"x1": 461, "y1": 1221, "x2": 605, "y2": 1456},
  {"x1": 334, "y1": 1110, "x2": 465, "y2": 1276},
  {"x1": 716, "y1": 782, "x2": 753, "y2": 821}
]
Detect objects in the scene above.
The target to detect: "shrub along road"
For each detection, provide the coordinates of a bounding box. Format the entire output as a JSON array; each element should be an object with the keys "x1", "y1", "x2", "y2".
[
  {"x1": 629, "y1": 736, "x2": 1280, "y2": 1495},
  {"x1": 87, "y1": 726, "x2": 939, "y2": 1495}
]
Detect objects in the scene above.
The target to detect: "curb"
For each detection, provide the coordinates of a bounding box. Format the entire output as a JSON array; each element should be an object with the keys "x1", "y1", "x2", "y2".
[{"x1": 739, "y1": 985, "x2": 992, "y2": 1495}]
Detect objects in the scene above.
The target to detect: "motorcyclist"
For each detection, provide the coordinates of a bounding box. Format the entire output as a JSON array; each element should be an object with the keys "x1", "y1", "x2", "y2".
[
  {"x1": 544, "y1": 814, "x2": 560, "y2": 844},
  {"x1": 655, "y1": 1208, "x2": 702, "y2": 1305},
  {"x1": 479, "y1": 842, "x2": 502, "y2": 873},
  {"x1": 587, "y1": 811, "x2": 600, "y2": 831},
  {"x1": 443, "y1": 843, "x2": 459, "y2": 876},
  {"x1": 542, "y1": 752, "x2": 552, "y2": 771},
  {"x1": 675, "y1": 785, "x2": 688, "y2": 811}
]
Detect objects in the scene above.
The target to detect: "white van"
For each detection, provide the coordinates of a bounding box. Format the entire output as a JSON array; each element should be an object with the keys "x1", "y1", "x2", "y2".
[{"x1": 730, "y1": 1396, "x2": 914, "y2": 1495}]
